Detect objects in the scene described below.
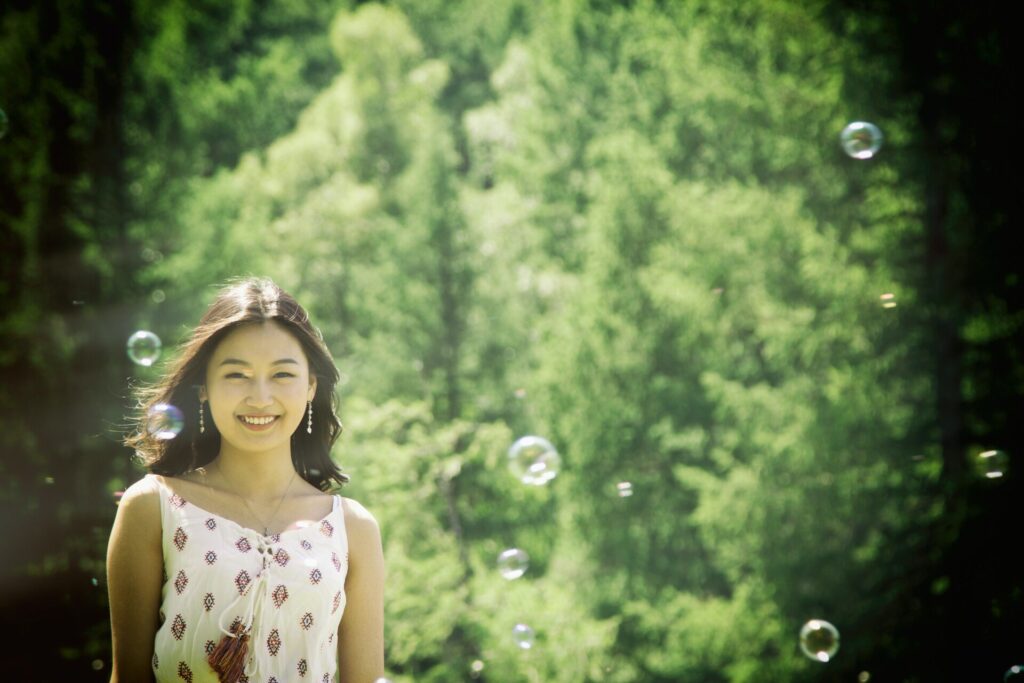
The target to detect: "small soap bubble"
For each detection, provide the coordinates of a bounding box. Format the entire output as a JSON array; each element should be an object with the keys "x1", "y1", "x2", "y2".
[
  {"x1": 978, "y1": 449, "x2": 1009, "y2": 479},
  {"x1": 858, "y1": 672, "x2": 872, "y2": 682},
  {"x1": 1005, "y1": 665, "x2": 1024, "y2": 681},
  {"x1": 91, "y1": 577, "x2": 99, "y2": 587},
  {"x1": 471, "y1": 659, "x2": 485, "y2": 674},
  {"x1": 616, "y1": 481, "x2": 634, "y2": 497},
  {"x1": 497, "y1": 548, "x2": 529, "y2": 580},
  {"x1": 127, "y1": 330, "x2": 162, "y2": 366},
  {"x1": 508, "y1": 435, "x2": 561, "y2": 485},
  {"x1": 840, "y1": 121, "x2": 883, "y2": 159},
  {"x1": 0, "y1": 108, "x2": 8, "y2": 139},
  {"x1": 839, "y1": 120, "x2": 880, "y2": 158},
  {"x1": 799, "y1": 619, "x2": 839, "y2": 662},
  {"x1": 512, "y1": 623, "x2": 535, "y2": 649},
  {"x1": 146, "y1": 403, "x2": 184, "y2": 440},
  {"x1": 91, "y1": 659, "x2": 105, "y2": 671},
  {"x1": 151, "y1": 289, "x2": 166, "y2": 303},
  {"x1": 44, "y1": 475, "x2": 55, "y2": 484},
  {"x1": 514, "y1": 388, "x2": 527, "y2": 399},
  {"x1": 879, "y1": 292, "x2": 897, "y2": 309}
]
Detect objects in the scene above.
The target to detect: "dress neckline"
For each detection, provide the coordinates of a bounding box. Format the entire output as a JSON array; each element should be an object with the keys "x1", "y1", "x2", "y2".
[{"x1": 150, "y1": 473, "x2": 342, "y2": 539}]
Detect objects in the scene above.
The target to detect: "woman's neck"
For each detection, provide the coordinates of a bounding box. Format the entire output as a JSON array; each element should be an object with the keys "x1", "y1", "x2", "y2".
[{"x1": 207, "y1": 449, "x2": 298, "y2": 502}]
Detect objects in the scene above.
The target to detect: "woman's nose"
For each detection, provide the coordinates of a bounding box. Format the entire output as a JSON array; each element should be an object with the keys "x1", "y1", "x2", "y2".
[{"x1": 247, "y1": 379, "x2": 273, "y2": 406}]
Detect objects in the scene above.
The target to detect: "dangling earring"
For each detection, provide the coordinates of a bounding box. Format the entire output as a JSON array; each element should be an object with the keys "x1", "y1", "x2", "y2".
[
  {"x1": 306, "y1": 400, "x2": 313, "y2": 434},
  {"x1": 199, "y1": 400, "x2": 206, "y2": 434}
]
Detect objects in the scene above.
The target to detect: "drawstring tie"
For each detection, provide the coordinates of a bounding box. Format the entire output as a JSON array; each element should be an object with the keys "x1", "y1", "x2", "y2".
[{"x1": 208, "y1": 552, "x2": 270, "y2": 682}]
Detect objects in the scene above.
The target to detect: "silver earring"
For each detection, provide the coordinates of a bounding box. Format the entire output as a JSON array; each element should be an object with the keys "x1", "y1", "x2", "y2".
[
  {"x1": 199, "y1": 401, "x2": 205, "y2": 434},
  {"x1": 307, "y1": 400, "x2": 313, "y2": 434}
]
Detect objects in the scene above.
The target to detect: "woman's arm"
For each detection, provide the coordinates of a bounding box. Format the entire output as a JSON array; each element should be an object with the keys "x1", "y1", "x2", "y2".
[
  {"x1": 107, "y1": 477, "x2": 164, "y2": 683},
  {"x1": 337, "y1": 498, "x2": 385, "y2": 683}
]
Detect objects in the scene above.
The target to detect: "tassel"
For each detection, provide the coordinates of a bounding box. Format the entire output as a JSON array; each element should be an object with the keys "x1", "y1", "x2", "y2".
[{"x1": 207, "y1": 622, "x2": 251, "y2": 683}]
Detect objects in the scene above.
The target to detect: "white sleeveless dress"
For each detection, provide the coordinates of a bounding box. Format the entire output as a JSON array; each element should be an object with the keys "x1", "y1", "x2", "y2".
[{"x1": 148, "y1": 474, "x2": 349, "y2": 683}]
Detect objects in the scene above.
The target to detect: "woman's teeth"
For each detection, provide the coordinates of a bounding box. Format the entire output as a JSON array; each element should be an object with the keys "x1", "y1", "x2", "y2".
[{"x1": 241, "y1": 416, "x2": 276, "y2": 425}]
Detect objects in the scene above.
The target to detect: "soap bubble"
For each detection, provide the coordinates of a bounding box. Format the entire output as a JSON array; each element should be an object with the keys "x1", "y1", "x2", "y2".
[
  {"x1": 508, "y1": 435, "x2": 560, "y2": 485},
  {"x1": 858, "y1": 673, "x2": 871, "y2": 682},
  {"x1": 127, "y1": 330, "x2": 162, "y2": 366},
  {"x1": 1005, "y1": 665, "x2": 1024, "y2": 681},
  {"x1": 840, "y1": 121, "x2": 883, "y2": 159},
  {"x1": 978, "y1": 449, "x2": 1009, "y2": 479},
  {"x1": 616, "y1": 481, "x2": 634, "y2": 497},
  {"x1": 799, "y1": 619, "x2": 839, "y2": 662},
  {"x1": 879, "y1": 292, "x2": 897, "y2": 309},
  {"x1": 146, "y1": 403, "x2": 184, "y2": 440},
  {"x1": 91, "y1": 659, "x2": 104, "y2": 671},
  {"x1": 512, "y1": 623, "x2": 535, "y2": 649},
  {"x1": 497, "y1": 548, "x2": 529, "y2": 580},
  {"x1": 470, "y1": 659, "x2": 485, "y2": 677}
]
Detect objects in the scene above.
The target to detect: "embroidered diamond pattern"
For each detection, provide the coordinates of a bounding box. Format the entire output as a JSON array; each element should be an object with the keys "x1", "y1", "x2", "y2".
[
  {"x1": 204, "y1": 640, "x2": 215, "y2": 655},
  {"x1": 274, "y1": 548, "x2": 290, "y2": 567},
  {"x1": 297, "y1": 659, "x2": 308, "y2": 677},
  {"x1": 331, "y1": 552, "x2": 341, "y2": 572},
  {"x1": 267, "y1": 628, "x2": 281, "y2": 656},
  {"x1": 204, "y1": 550, "x2": 217, "y2": 565},
  {"x1": 269, "y1": 533, "x2": 281, "y2": 543},
  {"x1": 309, "y1": 568, "x2": 322, "y2": 585},
  {"x1": 300, "y1": 540, "x2": 312, "y2": 551},
  {"x1": 332, "y1": 591, "x2": 342, "y2": 614},
  {"x1": 272, "y1": 584, "x2": 289, "y2": 608},
  {"x1": 171, "y1": 614, "x2": 186, "y2": 640},
  {"x1": 153, "y1": 653, "x2": 159, "y2": 670},
  {"x1": 169, "y1": 493, "x2": 186, "y2": 508},
  {"x1": 173, "y1": 527, "x2": 188, "y2": 551},
  {"x1": 177, "y1": 661, "x2": 193, "y2": 682},
  {"x1": 174, "y1": 570, "x2": 188, "y2": 595},
  {"x1": 300, "y1": 612, "x2": 314, "y2": 630},
  {"x1": 319, "y1": 520, "x2": 334, "y2": 537},
  {"x1": 205, "y1": 517, "x2": 217, "y2": 530},
  {"x1": 322, "y1": 674, "x2": 330, "y2": 683},
  {"x1": 268, "y1": 678, "x2": 278, "y2": 683},
  {"x1": 236, "y1": 537, "x2": 252, "y2": 553},
  {"x1": 235, "y1": 570, "x2": 251, "y2": 595},
  {"x1": 203, "y1": 593, "x2": 215, "y2": 612}
]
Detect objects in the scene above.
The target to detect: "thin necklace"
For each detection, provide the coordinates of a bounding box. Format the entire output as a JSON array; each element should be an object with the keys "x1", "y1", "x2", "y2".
[{"x1": 213, "y1": 462, "x2": 298, "y2": 537}]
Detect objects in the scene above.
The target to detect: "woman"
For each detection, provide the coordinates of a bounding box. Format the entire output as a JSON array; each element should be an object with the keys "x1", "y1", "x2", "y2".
[{"x1": 107, "y1": 277, "x2": 384, "y2": 683}]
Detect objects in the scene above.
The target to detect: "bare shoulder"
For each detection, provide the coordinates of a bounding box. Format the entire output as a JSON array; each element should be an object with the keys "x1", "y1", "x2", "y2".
[
  {"x1": 118, "y1": 474, "x2": 161, "y2": 515},
  {"x1": 340, "y1": 497, "x2": 382, "y2": 549},
  {"x1": 340, "y1": 496, "x2": 380, "y2": 532}
]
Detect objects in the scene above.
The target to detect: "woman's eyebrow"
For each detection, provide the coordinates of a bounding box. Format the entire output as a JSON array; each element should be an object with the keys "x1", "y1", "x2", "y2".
[{"x1": 217, "y1": 358, "x2": 300, "y2": 367}]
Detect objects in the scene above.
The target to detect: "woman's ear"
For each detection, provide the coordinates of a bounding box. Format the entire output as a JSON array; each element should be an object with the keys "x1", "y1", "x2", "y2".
[
  {"x1": 198, "y1": 385, "x2": 207, "y2": 403},
  {"x1": 308, "y1": 376, "x2": 318, "y2": 402}
]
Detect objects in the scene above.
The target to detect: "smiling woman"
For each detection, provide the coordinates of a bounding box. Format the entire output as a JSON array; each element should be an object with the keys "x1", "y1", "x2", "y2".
[{"x1": 107, "y1": 277, "x2": 385, "y2": 683}]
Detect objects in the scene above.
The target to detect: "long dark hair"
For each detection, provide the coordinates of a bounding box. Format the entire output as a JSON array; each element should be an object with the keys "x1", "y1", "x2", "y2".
[{"x1": 126, "y1": 276, "x2": 349, "y2": 490}]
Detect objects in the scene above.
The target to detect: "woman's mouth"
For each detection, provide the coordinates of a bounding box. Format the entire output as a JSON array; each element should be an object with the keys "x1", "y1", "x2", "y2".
[{"x1": 237, "y1": 415, "x2": 279, "y2": 431}]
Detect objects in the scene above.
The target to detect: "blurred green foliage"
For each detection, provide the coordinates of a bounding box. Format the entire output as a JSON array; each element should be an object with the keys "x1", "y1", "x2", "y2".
[{"x1": 1, "y1": 0, "x2": 1019, "y2": 681}]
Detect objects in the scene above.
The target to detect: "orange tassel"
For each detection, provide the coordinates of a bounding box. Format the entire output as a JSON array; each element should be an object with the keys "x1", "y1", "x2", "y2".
[{"x1": 207, "y1": 622, "x2": 251, "y2": 683}]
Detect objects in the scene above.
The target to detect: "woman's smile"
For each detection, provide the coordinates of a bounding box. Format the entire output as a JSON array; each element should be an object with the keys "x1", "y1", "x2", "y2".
[{"x1": 237, "y1": 414, "x2": 280, "y2": 431}]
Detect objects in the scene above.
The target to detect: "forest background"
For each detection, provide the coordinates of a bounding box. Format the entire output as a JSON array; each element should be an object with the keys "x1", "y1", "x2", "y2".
[{"x1": 1, "y1": 0, "x2": 1020, "y2": 681}]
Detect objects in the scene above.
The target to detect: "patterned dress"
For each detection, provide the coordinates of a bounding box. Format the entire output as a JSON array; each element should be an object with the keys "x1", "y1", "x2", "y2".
[{"x1": 149, "y1": 474, "x2": 349, "y2": 683}]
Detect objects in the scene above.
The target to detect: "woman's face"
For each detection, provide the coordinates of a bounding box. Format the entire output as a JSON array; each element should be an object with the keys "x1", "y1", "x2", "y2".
[{"x1": 201, "y1": 321, "x2": 317, "y2": 454}]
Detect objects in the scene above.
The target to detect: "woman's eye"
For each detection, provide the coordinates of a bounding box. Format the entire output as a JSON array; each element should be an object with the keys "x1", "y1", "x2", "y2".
[
  {"x1": 225, "y1": 372, "x2": 246, "y2": 379},
  {"x1": 275, "y1": 372, "x2": 296, "y2": 379}
]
